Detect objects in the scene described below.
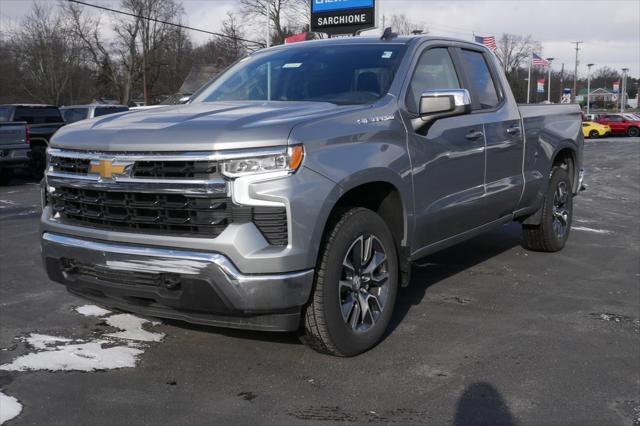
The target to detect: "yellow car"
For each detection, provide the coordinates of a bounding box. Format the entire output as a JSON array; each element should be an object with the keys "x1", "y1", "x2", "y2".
[{"x1": 582, "y1": 121, "x2": 611, "y2": 138}]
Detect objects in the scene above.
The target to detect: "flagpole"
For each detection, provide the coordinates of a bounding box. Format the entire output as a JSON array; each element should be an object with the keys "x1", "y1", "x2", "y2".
[{"x1": 527, "y1": 54, "x2": 532, "y2": 104}]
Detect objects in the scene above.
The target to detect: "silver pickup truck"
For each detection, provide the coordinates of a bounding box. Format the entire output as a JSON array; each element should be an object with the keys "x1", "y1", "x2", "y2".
[
  {"x1": 0, "y1": 122, "x2": 29, "y2": 185},
  {"x1": 41, "y1": 35, "x2": 583, "y2": 356}
]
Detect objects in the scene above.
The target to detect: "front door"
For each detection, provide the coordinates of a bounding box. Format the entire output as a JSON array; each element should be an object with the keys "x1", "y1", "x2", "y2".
[{"x1": 401, "y1": 46, "x2": 487, "y2": 251}]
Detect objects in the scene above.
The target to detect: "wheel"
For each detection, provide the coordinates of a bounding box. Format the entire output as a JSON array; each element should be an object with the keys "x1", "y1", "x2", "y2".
[
  {"x1": 589, "y1": 130, "x2": 599, "y2": 139},
  {"x1": 628, "y1": 127, "x2": 639, "y2": 137},
  {"x1": 30, "y1": 144, "x2": 47, "y2": 178},
  {"x1": 0, "y1": 168, "x2": 13, "y2": 185},
  {"x1": 522, "y1": 167, "x2": 573, "y2": 252},
  {"x1": 299, "y1": 207, "x2": 399, "y2": 356}
]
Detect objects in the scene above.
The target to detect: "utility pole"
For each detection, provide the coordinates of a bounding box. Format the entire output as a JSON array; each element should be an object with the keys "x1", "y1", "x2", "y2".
[
  {"x1": 621, "y1": 68, "x2": 629, "y2": 112},
  {"x1": 559, "y1": 63, "x2": 565, "y2": 101},
  {"x1": 587, "y1": 63, "x2": 594, "y2": 115},
  {"x1": 266, "y1": 0, "x2": 271, "y2": 48},
  {"x1": 546, "y1": 57, "x2": 554, "y2": 103},
  {"x1": 571, "y1": 41, "x2": 583, "y2": 103}
]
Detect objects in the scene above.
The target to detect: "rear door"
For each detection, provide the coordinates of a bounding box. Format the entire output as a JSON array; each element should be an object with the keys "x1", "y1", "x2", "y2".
[
  {"x1": 453, "y1": 47, "x2": 524, "y2": 223},
  {"x1": 402, "y1": 45, "x2": 488, "y2": 250},
  {"x1": 602, "y1": 115, "x2": 625, "y2": 134}
]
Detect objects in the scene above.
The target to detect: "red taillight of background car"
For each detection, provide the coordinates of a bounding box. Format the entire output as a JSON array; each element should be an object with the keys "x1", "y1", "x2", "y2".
[{"x1": 25, "y1": 125, "x2": 30, "y2": 145}]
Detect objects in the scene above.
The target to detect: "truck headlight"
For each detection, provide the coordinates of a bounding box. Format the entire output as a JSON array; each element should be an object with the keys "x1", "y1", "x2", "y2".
[{"x1": 221, "y1": 146, "x2": 304, "y2": 178}]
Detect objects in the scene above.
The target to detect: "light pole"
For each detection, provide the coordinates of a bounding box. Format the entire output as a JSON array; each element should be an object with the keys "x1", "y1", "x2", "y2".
[
  {"x1": 587, "y1": 63, "x2": 594, "y2": 115},
  {"x1": 546, "y1": 57, "x2": 554, "y2": 103},
  {"x1": 621, "y1": 68, "x2": 629, "y2": 112}
]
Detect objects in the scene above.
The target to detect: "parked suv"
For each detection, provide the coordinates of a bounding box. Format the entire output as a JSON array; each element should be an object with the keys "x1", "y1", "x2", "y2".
[
  {"x1": 41, "y1": 35, "x2": 584, "y2": 356},
  {"x1": 60, "y1": 104, "x2": 129, "y2": 124}
]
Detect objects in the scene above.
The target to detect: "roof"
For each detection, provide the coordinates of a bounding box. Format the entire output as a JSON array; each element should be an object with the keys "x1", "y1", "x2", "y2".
[
  {"x1": 0, "y1": 104, "x2": 58, "y2": 108},
  {"x1": 60, "y1": 104, "x2": 128, "y2": 109}
]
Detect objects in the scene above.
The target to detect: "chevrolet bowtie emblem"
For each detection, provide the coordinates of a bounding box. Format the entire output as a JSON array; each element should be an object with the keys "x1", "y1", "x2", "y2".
[{"x1": 90, "y1": 160, "x2": 126, "y2": 179}]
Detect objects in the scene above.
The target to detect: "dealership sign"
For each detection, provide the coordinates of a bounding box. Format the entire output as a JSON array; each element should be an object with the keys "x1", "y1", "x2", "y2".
[{"x1": 311, "y1": 0, "x2": 377, "y2": 36}]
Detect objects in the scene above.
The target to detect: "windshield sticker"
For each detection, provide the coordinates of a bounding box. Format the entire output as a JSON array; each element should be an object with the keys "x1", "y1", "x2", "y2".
[
  {"x1": 382, "y1": 51, "x2": 393, "y2": 59},
  {"x1": 283, "y1": 63, "x2": 303, "y2": 68}
]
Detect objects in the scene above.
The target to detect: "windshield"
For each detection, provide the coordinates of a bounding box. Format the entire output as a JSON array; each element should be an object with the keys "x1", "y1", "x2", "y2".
[{"x1": 193, "y1": 44, "x2": 407, "y2": 105}]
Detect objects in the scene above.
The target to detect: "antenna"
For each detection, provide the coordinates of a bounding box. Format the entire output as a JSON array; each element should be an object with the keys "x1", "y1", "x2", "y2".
[{"x1": 380, "y1": 27, "x2": 398, "y2": 41}]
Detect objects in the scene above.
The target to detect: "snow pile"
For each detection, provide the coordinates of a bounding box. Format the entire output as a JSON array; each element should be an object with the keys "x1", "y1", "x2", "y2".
[
  {"x1": 105, "y1": 314, "x2": 164, "y2": 342},
  {"x1": 0, "y1": 305, "x2": 163, "y2": 373},
  {"x1": 0, "y1": 340, "x2": 143, "y2": 372},
  {"x1": 75, "y1": 305, "x2": 112, "y2": 317},
  {"x1": 0, "y1": 392, "x2": 22, "y2": 424}
]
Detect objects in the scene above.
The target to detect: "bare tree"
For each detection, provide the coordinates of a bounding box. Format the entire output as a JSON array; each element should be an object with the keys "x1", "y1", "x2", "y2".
[
  {"x1": 9, "y1": 3, "x2": 83, "y2": 104},
  {"x1": 386, "y1": 14, "x2": 428, "y2": 35},
  {"x1": 240, "y1": 0, "x2": 308, "y2": 46},
  {"x1": 494, "y1": 33, "x2": 542, "y2": 76},
  {"x1": 217, "y1": 12, "x2": 248, "y2": 62}
]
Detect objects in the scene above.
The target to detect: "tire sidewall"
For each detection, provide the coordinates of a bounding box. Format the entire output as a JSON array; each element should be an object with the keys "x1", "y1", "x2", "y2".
[
  {"x1": 319, "y1": 209, "x2": 398, "y2": 356},
  {"x1": 542, "y1": 167, "x2": 573, "y2": 251}
]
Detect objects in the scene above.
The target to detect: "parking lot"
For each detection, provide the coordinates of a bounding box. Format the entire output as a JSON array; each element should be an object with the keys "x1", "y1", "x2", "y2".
[{"x1": 0, "y1": 137, "x2": 638, "y2": 425}]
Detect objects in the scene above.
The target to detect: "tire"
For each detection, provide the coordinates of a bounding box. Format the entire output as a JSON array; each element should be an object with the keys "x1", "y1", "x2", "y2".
[
  {"x1": 30, "y1": 144, "x2": 47, "y2": 178},
  {"x1": 0, "y1": 168, "x2": 13, "y2": 185},
  {"x1": 589, "y1": 130, "x2": 599, "y2": 139},
  {"x1": 628, "y1": 127, "x2": 639, "y2": 137},
  {"x1": 522, "y1": 167, "x2": 573, "y2": 252},
  {"x1": 299, "y1": 207, "x2": 399, "y2": 356}
]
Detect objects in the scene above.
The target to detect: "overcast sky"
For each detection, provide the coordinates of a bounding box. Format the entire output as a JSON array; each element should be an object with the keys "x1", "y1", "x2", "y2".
[{"x1": 1, "y1": 0, "x2": 638, "y2": 78}]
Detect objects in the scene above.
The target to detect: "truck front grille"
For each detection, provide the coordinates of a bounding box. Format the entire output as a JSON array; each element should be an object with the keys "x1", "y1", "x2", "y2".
[
  {"x1": 49, "y1": 156, "x2": 219, "y2": 179},
  {"x1": 49, "y1": 186, "x2": 288, "y2": 244}
]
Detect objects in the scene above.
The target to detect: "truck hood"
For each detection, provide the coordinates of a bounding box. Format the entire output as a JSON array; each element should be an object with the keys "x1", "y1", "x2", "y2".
[{"x1": 51, "y1": 101, "x2": 360, "y2": 152}]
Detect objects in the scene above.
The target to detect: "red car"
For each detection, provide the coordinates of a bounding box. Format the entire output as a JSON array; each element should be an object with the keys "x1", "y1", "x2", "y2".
[{"x1": 596, "y1": 114, "x2": 640, "y2": 137}]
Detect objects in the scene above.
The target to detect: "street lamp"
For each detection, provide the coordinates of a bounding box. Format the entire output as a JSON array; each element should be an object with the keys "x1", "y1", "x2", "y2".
[
  {"x1": 621, "y1": 68, "x2": 629, "y2": 112},
  {"x1": 587, "y1": 63, "x2": 594, "y2": 115},
  {"x1": 546, "y1": 57, "x2": 554, "y2": 103}
]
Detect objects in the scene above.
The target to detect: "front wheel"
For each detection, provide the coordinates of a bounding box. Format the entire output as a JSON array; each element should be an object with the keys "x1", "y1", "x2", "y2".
[
  {"x1": 589, "y1": 130, "x2": 599, "y2": 139},
  {"x1": 299, "y1": 208, "x2": 398, "y2": 356},
  {"x1": 522, "y1": 167, "x2": 573, "y2": 252},
  {"x1": 628, "y1": 127, "x2": 639, "y2": 137}
]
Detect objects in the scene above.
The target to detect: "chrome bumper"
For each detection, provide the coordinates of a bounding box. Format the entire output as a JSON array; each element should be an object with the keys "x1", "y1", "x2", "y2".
[{"x1": 42, "y1": 233, "x2": 314, "y2": 329}]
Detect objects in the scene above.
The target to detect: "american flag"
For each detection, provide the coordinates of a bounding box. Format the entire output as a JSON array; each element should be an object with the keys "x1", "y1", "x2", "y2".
[
  {"x1": 474, "y1": 35, "x2": 497, "y2": 51},
  {"x1": 532, "y1": 53, "x2": 550, "y2": 67}
]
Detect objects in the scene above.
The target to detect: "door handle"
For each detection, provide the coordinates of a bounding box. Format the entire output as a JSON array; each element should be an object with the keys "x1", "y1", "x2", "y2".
[
  {"x1": 506, "y1": 126, "x2": 521, "y2": 135},
  {"x1": 466, "y1": 130, "x2": 484, "y2": 140}
]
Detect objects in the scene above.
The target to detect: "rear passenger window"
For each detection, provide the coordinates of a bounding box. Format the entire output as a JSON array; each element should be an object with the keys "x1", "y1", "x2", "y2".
[
  {"x1": 406, "y1": 48, "x2": 460, "y2": 113},
  {"x1": 459, "y1": 50, "x2": 500, "y2": 110},
  {"x1": 14, "y1": 107, "x2": 62, "y2": 124}
]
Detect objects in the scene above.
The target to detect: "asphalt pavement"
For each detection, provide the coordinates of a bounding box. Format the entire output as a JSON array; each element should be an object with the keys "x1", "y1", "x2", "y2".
[{"x1": 0, "y1": 138, "x2": 638, "y2": 425}]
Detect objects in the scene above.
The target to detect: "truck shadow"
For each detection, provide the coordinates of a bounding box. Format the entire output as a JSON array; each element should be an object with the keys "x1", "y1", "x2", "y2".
[
  {"x1": 454, "y1": 382, "x2": 517, "y2": 426},
  {"x1": 386, "y1": 222, "x2": 523, "y2": 337},
  {"x1": 167, "y1": 222, "x2": 523, "y2": 348}
]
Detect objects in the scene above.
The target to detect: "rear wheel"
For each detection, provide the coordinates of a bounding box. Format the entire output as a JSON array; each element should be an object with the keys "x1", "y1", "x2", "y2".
[
  {"x1": 0, "y1": 168, "x2": 13, "y2": 185},
  {"x1": 522, "y1": 167, "x2": 573, "y2": 252},
  {"x1": 300, "y1": 207, "x2": 398, "y2": 356},
  {"x1": 589, "y1": 130, "x2": 599, "y2": 139},
  {"x1": 628, "y1": 127, "x2": 639, "y2": 137}
]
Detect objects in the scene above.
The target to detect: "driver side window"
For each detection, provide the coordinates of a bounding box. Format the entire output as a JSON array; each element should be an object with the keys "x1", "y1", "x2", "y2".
[{"x1": 406, "y1": 48, "x2": 460, "y2": 113}]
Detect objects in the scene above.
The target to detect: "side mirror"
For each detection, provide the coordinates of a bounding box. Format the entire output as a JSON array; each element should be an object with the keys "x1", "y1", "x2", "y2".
[{"x1": 413, "y1": 89, "x2": 472, "y2": 131}]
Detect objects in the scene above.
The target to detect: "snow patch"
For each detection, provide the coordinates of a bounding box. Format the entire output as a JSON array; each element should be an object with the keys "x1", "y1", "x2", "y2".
[
  {"x1": 0, "y1": 312, "x2": 163, "y2": 373},
  {"x1": 24, "y1": 333, "x2": 73, "y2": 350},
  {"x1": 0, "y1": 340, "x2": 143, "y2": 372},
  {"x1": 572, "y1": 226, "x2": 612, "y2": 234},
  {"x1": 0, "y1": 391, "x2": 22, "y2": 424},
  {"x1": 104, "y1": 314, "x2": 164, "y2": 342},
  {"x1": 75, "y1": 304, "x2": 112, "y2": 317}
]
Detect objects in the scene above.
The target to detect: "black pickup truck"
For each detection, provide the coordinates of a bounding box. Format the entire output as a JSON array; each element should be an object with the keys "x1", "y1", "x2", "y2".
[{"x1": 0, "y1": 104, "x2": 66, "y2": 176}]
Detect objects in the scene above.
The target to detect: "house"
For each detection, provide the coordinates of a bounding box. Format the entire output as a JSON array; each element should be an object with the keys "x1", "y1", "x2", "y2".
[{"x1": 576, "y1": 88, "x2": 620, "y2": 108}]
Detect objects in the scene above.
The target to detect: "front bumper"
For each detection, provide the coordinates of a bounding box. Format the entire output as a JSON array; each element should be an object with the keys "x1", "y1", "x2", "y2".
[{"x1": 42, "y1": 233, "x2": 314, "y2": 331}]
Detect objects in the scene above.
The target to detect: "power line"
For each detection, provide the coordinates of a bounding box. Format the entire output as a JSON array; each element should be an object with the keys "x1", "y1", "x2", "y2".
[{"x1": 67, "y1": 0, "x2": 265, "y2": 47}]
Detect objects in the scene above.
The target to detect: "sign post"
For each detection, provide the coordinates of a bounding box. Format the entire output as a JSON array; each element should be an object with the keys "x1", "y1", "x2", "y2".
[{"x1": 310, "y1": 0, "x2": 377, "y2": 36}]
